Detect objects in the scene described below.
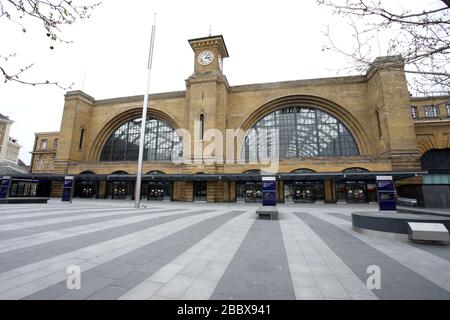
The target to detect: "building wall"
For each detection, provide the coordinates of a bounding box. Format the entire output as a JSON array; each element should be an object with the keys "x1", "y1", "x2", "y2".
[
  {"x1": 5, "y1": 139, "x2": 21, "y2": 164},
  {"x1": 410, "y1": 96, "x2": 450, "y2": 155},
  {"x1": 31, "y1": 132, "x2": 59, "y2": 173},
  {"x1": 29, "y1": 36, "x2": 450, "y2": 202},
  {"x1": 0, "y1": 118, "x2": 13, "y2": 162}
]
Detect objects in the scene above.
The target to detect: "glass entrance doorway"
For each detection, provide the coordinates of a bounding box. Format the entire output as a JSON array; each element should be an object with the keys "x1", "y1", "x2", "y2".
[
  {"x1": 284, "y1": 182, "x2": 324, "y2": 203},
  {"x1": 112, "y1": 182, "x2": 131, "y2": 200},
  {"x1": 236, "y1": 182, "x2": 262, "y2": 203},
  {"x1": 336, "y1": 181, "x2": 368, "y2": 203},
  {"x1": 142, "y1": 181, "x2": 172, "y2": 201},
  {"x1": 193, "y1": 181, "x2": 207, "y2": 202},
  {"x1": 75, "y1": 181, "x2": 97, "y2": 198}
]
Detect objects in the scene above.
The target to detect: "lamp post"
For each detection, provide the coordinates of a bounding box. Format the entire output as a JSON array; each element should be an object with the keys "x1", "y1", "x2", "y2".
[{"x1": 134, "y1": 13, "x2": 157, "y2": 209}]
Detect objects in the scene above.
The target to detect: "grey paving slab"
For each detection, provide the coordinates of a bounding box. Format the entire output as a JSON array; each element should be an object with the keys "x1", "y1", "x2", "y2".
[
  {"x1": 0, "y1": 208, "x2": 183, "y2": 241},
  {"x1": 0, "y1": 207, "x2": 151, "y2": 224},
  {"x1": 87, "y1": 285, "x2": 130, "y2": 300},
  {"x1": 322, "y1": 211, "x2": 352, "y2": 222},
  {"x1": 0, "y1": 209, "x2": 213, "y2": 273},
  {"x1": 408, "y1": 242, "x2": 450, "y2": 262},
  {"x1": 211, "y1": 219, "x2": 296, "y2": 300},
  {"x1": 321, "y1": 210, "x2": 450, "y2": 262},
  {"x1": 24, "y1": 210, "x2": 245, "y2": 300},
  {"x1": 294, "y1": 212, "x2": 450, "y2": 300}
]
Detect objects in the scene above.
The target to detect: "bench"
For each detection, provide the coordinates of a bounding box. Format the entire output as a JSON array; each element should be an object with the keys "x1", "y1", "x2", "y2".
[
  {"x1": 407, "y1": 222, "x2": 450, "y2": 243},
  {"x1": 0, "y1": 197, "x2": 50, "y2": 204},
  {"x1": 397, "y1": 197, "x2": 418, "y2": 207},
  {"x1": 256, "y1": 206, "x2": 278, "y2": 220}
]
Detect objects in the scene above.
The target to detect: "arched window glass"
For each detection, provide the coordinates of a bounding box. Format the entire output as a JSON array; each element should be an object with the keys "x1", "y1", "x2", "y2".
[
  {"x1": 100, "y1": 117, "x2": 182, "y2": 161},
  {"x1": 245, "y1": 106, "x2": 359, "y2": 160}
]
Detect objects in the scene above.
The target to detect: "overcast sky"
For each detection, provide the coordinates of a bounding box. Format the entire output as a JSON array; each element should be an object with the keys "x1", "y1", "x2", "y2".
[{"x1": 0, "y1": 0, "x2": 433, "y2": 164}]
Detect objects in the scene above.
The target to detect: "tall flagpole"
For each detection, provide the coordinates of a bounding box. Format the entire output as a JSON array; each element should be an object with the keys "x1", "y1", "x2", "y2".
[{"x1": 135, "y1": 13, "x2": 157, "y2": 208}]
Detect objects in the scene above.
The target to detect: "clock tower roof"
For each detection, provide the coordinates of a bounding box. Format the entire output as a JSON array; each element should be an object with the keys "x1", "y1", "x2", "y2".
[{"x1": 188, "y1": 35, "x2": 229, "y2": 58}]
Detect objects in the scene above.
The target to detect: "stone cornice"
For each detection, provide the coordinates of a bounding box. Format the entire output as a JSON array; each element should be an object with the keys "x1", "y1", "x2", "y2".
[
  {"x1": 34, "y1": 131, "x2": 60, "y2": 136},
  {"x1": 229, "y1": 75, "x2": 367, "y2": 93},
  {"x1": 65, "y1": 90, "x2": 95, "y2": 105},
  {"x1": 94, "y1": 91, "x2": 186, "y2": 106},
  {"x1": 188, "y1": 35, "x2": 229, "y2": 58},
  {"x1": 185, "y1": 72, "x2": 230, "y2": 89}
]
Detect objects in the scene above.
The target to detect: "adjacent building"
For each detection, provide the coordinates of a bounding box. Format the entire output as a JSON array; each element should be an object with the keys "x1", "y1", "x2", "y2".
[
  {"x1": 0, "y1": 113, "x2": 24, "y2": 167},
  {"x1": 25, "y1": 35, "x2": 449, "y2": 207},
  {"x1": 0, "y1": 113, "x2": 32, "y2": 197}
]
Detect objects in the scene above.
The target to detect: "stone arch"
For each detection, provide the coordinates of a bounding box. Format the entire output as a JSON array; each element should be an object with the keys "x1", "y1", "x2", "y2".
[
  {"x1": 243, "y1": 169, "x2": 262, "y2": 174},
  {"x1": 111, "y1": 170, "x2": 128, "y2": 175},
  {"x1": 417, "y1": 134, "x2": 450, "y2": 156},
  {"x1": 238, "y1": 94, "x2": 371, "y2": 155},
  {"x1": 342, "y1": 167, "x2": 369, "y2": 172},
  {"x1": 89, "y1": 108, "x2": 181, "y2": 162},
  {"x1": 146, "y1": 170, "x2": 166, "y2": 175},
  {"x1": 78, "y1": 170, "x2": 96, "y2": 174},
  {"x1": 291, "y1": 168, "x2": 316, "y2": 173}
]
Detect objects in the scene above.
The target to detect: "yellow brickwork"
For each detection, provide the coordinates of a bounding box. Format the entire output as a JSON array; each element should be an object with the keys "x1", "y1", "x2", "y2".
[{"x1": 29, "y1": 36, "x2": 450, "y2": 202}]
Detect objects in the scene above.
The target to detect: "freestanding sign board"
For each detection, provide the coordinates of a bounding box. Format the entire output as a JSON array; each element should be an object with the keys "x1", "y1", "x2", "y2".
[
  {"x1": 376, "y1": 176, "x2": 396, "y2": 212},
  {"x1": 0, "y1": 176, "x2": 11, "y2": 199},
  {"x1": 62, "y1": 176, "x2": 74, "y2": 202},
  {"x1": 262, "y1": 176, "x2": 277, "y2": 206}
]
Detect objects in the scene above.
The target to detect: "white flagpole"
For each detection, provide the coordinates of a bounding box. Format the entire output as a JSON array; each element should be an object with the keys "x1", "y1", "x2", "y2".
[{"x1": 134, "y1": 13, "x2": 157, "y2": 208}]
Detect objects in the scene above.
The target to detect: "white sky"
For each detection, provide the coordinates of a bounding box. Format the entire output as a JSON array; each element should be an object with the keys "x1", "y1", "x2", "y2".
[{"x1": 0, "y1": 0, "x2": 436, "y2": 164}]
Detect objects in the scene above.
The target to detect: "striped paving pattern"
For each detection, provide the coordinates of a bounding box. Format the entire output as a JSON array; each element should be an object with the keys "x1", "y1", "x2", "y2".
[{"x1": 0, "y1": 200, "x2": 449, "y2": 300}]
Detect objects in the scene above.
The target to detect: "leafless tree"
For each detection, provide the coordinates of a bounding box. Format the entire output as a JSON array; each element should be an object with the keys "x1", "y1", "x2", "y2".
[
  {"x1": 318, "y1": 0, "x2": 450, "y2": 95},
  {"x1": 0, "y1": 0, "x2": 100, "y2": 88}
]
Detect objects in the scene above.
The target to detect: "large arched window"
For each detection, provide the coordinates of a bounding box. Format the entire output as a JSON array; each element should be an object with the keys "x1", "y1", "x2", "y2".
[
  {"x1": 421, "y1": 149, "x2": 450, "y2": 171},
  {"x1": 245, "y1": 107, "x2": 359, "y2": 160},
  {"x1": 100, "y1": 117, "x2": 182, "y2": 161}
]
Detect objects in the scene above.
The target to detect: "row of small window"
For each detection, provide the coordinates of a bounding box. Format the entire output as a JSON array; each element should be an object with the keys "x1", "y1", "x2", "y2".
[
  {"x1": 410, "y1": 103, "x2": 450, "y2": 119},
  {"x1": 38, "y1": 138, "x2": 59, "y2": 150}
]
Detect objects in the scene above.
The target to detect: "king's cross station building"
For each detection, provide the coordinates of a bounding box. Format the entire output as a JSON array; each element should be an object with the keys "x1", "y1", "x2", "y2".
[{"x1": 16, "y1": 35, "x2": 450, "y2": 207}]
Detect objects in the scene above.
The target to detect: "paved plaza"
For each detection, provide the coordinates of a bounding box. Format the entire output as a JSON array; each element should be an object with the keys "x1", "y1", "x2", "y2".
[{"x1": 0, "y1": 200, "x2": 449, "y2": 300}]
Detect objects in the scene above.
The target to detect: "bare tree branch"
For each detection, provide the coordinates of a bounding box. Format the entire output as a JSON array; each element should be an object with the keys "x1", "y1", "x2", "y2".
[
  {"x1": 0, "y1": 0, "x2": 101, "y2": 88},
  {"x1": 318, "y1": 0, "x2": 450, "y2": 95}
]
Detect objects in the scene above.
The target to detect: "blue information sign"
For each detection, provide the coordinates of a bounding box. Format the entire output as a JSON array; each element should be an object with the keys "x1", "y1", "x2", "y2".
[
  {"x1": 0, "y1": 176, "x2": 11, "y2": 199},
  {"x1": 376, "y1": 176, "x2": 396, "y2": 212},
  {"x1": 262, "y1": 176, "x2": 277, "y2": 206},
  {"x1": 62, "y1": 176, "x2": 74, "y2": 202}
]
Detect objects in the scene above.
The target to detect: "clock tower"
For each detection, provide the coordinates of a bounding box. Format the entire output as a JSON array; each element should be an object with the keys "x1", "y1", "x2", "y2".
[
  {"x1": 184, "y1": 35, "x2": 230, "y2": 172},
  {"x1": 188, "y1": 35, "x2": 229, "y2": 75}
]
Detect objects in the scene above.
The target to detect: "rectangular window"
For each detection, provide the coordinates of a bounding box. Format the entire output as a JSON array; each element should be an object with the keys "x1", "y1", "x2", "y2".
[
  {"x1": 39, "y1": 139, "x2": 48, "y2": 150},
  {"x1": 375, "y1": 110, "x2": 382, "y2": 138},
  {"x1": 53, "y1": 139, "x2": 59, "y2": 150},
  {"x1": 410, "y1": 106, "x2": 418, "y2": 119},
  {"x1": 79, "y1": 129, "x2": 85, "y2": 149},
  {"x1": 423, "y1": 105, "x2": 439, "y2": 118},
  {"x1": 199, "y1": 114, "x2": 204, "y2": 140},
  {"x1": 36, "y1": 156, "x2": 44, "y2": 170},
  {"x1": 446, "y1": 103, "x2": 450, "y2": 116}
]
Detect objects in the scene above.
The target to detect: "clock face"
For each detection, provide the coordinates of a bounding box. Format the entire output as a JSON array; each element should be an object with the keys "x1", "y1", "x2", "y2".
[{"x1": 198, "y1": 50, "x2": 214, "y2": 65}]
